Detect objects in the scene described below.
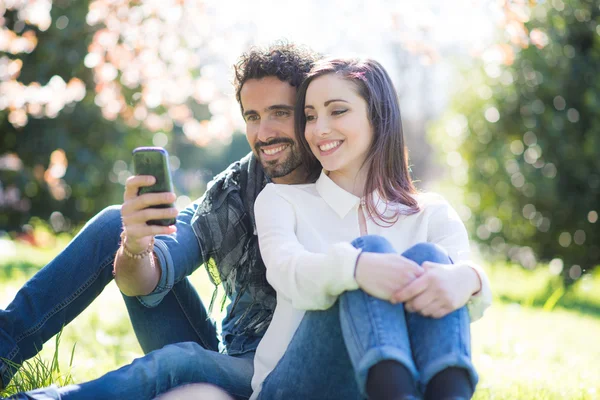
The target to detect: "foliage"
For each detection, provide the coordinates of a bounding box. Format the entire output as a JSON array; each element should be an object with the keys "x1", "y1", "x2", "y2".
[
  {"x1": 0, "y1": 1, "x2": 251, "y2": 233},
  {"x1": 430, "y1": 0, "x2": 600, "y2": 282}
]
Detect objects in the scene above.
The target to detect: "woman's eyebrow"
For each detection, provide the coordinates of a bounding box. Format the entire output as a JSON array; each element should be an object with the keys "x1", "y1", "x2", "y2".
[
  {"x1": 305, "y1": 99, "x2": 349, "y2": 110},
  {"x1": 324, "y1": 99, "x2": 349, "y2": 106}
]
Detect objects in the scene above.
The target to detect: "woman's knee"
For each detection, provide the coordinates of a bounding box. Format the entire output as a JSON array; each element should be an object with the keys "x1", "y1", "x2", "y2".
[
  {"x1": 351, "y1": 235, "x2": 396, "y2": 254},
  {"x1": 401, "y1": 242, "x2": 451, "y2": 266}
]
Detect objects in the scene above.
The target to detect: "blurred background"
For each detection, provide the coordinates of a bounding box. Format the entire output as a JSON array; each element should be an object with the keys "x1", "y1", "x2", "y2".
[{"x1": 1, "y1": 0, "x2": 599, "y2": 399}]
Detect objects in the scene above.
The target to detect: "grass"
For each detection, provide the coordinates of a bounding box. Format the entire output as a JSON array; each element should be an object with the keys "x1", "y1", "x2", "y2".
[
  {"x1": 1, "y1": 331, "x2": 76, "y2": 395},
  {"x1": 1, "y1": 238, "x2": 599, "y2": 399}
]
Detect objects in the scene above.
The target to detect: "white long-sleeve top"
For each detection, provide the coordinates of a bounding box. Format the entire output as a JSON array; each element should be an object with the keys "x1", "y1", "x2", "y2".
[{"x1": 249, "y1": 171, "x2": 492, "y2": 399}]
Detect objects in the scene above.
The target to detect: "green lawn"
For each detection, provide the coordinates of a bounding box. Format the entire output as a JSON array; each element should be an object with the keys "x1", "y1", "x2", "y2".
[{"x1": 1, "y1": 239, "x2": 599, "y2": 399}]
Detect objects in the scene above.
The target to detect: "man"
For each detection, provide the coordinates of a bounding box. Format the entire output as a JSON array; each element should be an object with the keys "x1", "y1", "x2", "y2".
[{"x1": 1, "y1": 42, "x2": 320, "y2": 399}]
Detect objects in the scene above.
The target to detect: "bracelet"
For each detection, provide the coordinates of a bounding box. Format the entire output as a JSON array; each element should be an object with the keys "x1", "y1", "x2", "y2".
[
  {"x1": 353, "y1": 249, "x2": 364, "y2": 278},
  {"x1": 120, "y1": 230, "x2": 155, "y2": 259}
]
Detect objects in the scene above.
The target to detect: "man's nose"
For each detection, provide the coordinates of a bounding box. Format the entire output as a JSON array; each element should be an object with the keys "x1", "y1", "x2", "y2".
[{"x1": 257, "y1": 120, "x2": 277, "y2": 142}]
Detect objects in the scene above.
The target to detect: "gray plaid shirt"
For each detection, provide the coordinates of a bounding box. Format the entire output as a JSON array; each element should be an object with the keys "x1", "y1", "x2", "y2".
[{"x1": 191, "y1": 152, "x2": 276, "y2": 343}]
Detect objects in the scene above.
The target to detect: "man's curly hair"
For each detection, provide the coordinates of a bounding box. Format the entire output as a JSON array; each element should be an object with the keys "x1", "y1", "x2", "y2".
[{"x1": 233, "y1": 41, "x2": 320, "y2": 113}]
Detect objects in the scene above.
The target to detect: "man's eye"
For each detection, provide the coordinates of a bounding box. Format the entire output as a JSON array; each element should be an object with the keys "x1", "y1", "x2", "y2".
[
  {"x1": 332, "y1": 109, "x2": 347, "y2": 116},
  {"x1": 274, "y1": 110, "x2": 290, "y2": 117},
  {"x1": 246, "y1": 115, "x2": 259, "y2": 122}
]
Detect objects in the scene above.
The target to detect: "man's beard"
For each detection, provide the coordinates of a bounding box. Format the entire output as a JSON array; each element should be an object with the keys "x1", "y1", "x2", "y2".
[{"x1": 255, "y1": 139, "x2": 303, "y2": 179}]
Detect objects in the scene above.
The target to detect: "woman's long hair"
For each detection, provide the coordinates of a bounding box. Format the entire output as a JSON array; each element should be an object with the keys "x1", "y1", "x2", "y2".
[{"x1": 295, "y1": 58, "x2": 420, "y2": 224}]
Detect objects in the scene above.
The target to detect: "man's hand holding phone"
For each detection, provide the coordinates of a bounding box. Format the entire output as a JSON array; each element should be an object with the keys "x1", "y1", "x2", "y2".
[
  {"x1": 120, "y1": 146, "x2": 178, "y2": 253},
  {"x1": 115, "y1": 147, "x2": 178, "y2": 297},
  {"x1": 120, "y1": 175, "x2": 178, "y2": 253}
]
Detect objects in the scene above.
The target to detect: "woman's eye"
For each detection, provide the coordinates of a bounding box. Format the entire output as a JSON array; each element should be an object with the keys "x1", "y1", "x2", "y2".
[
  {"x1": 332, "y1": 109, "x2": 347, "y2": 116},
  {"x1": 305, "y1": 115, "x2": 316, "y2": 122}
]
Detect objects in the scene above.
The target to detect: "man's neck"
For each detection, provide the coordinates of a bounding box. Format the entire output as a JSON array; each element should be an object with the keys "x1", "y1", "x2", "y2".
[{"x1": 271, "y1": 166, "x2": 310, "y2": 185}]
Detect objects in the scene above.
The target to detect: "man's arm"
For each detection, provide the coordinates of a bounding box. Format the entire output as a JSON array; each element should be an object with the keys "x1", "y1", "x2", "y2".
[
  {"x1": 114, "y1": 175, "x2": 178, "y2": 297},
  {"x1": 113, "y1": 240, "x2": 163, "y2": 297}
]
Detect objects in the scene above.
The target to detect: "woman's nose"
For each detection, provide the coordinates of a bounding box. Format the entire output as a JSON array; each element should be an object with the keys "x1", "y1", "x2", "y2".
[{"x1": 314, "y1": 118, "x2": 331, "y2": 137}]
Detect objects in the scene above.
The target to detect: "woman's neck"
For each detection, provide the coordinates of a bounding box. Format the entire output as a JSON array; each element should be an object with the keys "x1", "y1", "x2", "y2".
[{"x1": 327, "y1": 166, "x2": 369, "y2": 198}]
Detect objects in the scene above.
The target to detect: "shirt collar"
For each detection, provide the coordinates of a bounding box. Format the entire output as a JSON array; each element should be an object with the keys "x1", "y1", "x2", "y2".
[
  {"x1": 315, "y1": 170, "x2": 401, "y2": 219},
  {"x1": 315, "y1": 170, "x2": 362, "y2": 218}
]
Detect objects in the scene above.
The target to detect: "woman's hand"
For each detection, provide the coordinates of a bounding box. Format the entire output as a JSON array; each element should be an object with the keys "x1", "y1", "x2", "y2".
[
  {"x1": 390, "y1": 262, "x2": 481, "y2": 318},
  {"x1": 120, "y1": 175, "x2": 178, "y2": 252},
  {"x1": 355, "y1": 253, "x2": 424, "y2": 301}
]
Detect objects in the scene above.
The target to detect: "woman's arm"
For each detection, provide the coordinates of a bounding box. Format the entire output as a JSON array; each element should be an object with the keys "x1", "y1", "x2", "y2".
[
  {"x1": 391, "y1": 197, "x2": 492, "y2": 321},
  {"x1": 391, "y1": 261, "x2": 489, "y2": 319},
  {"x1": 453, "y1": 260, "x2": 492, "y2": 321},
  {"x1": 256, "y1": 185, "x2": 432, "y2": 309},
  {"x1": 255, "y1": 185, "x2": 361, "y2": 310}
]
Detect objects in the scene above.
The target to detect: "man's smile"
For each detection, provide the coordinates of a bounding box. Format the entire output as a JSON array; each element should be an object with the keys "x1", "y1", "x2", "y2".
[{"x1": 261, "y1": 144, "x2": 290, "y2": 156}]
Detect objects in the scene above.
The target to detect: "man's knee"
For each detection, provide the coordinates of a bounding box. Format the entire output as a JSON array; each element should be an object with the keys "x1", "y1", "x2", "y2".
[
  {"x1": 143, "y1": 341, "x2": 208, "y2": 373},
  {"x1": 157, "y1": 384, "x2": 233, "y2": 400},
  {"x1": 351, "y1": 235, "x2": 396, "y2": 254},
  {"x1": 95, "y1": 205, "x2": 122, "y2": 226},
  {"x1": 154, "y1": 341, "x2": 205, "y2": 357},
  {"x1": 80, "y1": 205, "x2": 122, "y2": 237},
  {"x1": 402, "y1": 242, "x2": 450, "y2": 266}
]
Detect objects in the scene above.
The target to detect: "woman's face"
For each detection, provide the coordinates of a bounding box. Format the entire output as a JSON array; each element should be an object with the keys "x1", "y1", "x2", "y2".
[{"x1": 303, "y1": 74, "x2": 373, "y2": 177}]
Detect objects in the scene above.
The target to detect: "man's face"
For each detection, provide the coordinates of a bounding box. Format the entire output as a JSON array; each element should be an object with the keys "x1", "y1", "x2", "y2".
[{"x1": 240, "y1": 77, "x2": 304, "y2": 184}]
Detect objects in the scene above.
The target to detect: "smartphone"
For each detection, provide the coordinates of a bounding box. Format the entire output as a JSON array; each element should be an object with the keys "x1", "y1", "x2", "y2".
[{"x1": 132, "y1": 147, "x2": 176, "y2": 226}]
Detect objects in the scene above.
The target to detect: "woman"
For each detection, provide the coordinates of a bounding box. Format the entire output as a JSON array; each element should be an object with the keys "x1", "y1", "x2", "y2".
[{"x1": 251, "y1": 58, "x2": 492, "y2": 400}]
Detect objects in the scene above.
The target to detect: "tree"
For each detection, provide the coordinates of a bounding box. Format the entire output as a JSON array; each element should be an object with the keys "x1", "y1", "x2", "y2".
[
  {"x1": 430, "y1": 0, "x2": 600, "y2": 282},
  {"x1": 0, "y1": 0, "x2": 245, "y2": 232}
]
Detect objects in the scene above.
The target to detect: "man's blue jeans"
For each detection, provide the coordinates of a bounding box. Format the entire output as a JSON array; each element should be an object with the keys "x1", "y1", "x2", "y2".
[
  {"x1": 1, "y1": 206, "x2": 255, "y2": 399},
  {"x1": 258, "y1": 236, "x2": 477, "y2": 399},
  {"x1": 13, "y1": 344, "x2": 254, "y2": 399}
]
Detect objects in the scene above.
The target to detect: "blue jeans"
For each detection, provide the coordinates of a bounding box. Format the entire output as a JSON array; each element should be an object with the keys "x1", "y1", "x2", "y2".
[
  {"x1": 1, "y1": 206, "x2": 257, "y2": 399},
  {"x1": 13, "y1": 343, "x2": 254, "y2": 400},
  {"x1": 258, "y1": 236, "x2": 477, "y2": 400}
]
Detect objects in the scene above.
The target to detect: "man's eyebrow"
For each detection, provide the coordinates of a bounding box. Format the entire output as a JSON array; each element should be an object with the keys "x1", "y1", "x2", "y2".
[
  {"x1": 266, "y1": 104, "x2": 294, "y2": 111},
  {"x1": 243, "y1": 105, "x2": 293, "y2": 118},
  {"x1": 304, "y1": 99, "x2": 349, "y2": 109}
]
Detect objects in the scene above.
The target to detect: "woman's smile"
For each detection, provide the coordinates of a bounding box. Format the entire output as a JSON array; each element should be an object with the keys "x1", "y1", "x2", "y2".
[{"x1": 317, "y1": 140, "x2": 344, "y2": 155}]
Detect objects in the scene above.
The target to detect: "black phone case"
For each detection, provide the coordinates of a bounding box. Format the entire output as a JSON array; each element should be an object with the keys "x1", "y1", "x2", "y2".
[{"x1": 132, "y1": 147, "x2": 176, "y2": 226}]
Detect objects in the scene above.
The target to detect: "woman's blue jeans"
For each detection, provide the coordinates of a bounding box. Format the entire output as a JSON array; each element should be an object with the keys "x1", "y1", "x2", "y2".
[{"x1": 259, "y1": 235, "x2": 477, "y2": 400}]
